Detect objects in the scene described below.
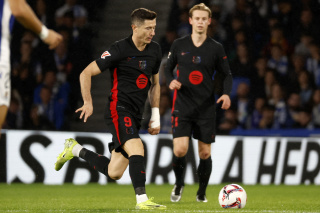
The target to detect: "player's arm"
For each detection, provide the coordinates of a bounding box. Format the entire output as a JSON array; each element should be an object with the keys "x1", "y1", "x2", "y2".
[
  {"x1": 216, "y1": 44, "x2": 232, "y2": 110},
  {"x1": 9, "y1": 0, "x2": 62, "y2": 49},
  {"x1": 76, "y1": 61, "x2": 102, "y2": 122},
  {"x1": 148, "y1": 73, "x2": 160, "y2": 135},
  {"x1": 164, "y1": 41, "x2": 182, "y2": 90}
]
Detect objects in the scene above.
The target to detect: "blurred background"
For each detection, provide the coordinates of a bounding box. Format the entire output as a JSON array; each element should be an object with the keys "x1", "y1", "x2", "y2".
[{"x1": 4, "y1": 0, "x2": 320, "y2": 137}]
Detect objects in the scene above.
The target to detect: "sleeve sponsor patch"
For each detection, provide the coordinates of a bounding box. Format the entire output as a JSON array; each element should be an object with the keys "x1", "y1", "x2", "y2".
[{"x1": 101, "y1": 51, "x2": 111, "y2": 59}]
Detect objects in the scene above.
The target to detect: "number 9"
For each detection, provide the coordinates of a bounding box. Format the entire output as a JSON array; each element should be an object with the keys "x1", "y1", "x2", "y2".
[{"x1": 124, "y1": 117, "x2": 132, "y2": 127}]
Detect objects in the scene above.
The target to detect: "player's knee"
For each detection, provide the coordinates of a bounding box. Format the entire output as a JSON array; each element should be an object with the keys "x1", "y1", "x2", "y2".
[
  {"x1": 199, "y1": 151, "x2": 211, "y2": 159},
  {"x1": 108, "y1": 170, "x2": 123, "y2": 180},
  {"x1": 174, "y1": 147, "x2": 188, "y2": 157}
]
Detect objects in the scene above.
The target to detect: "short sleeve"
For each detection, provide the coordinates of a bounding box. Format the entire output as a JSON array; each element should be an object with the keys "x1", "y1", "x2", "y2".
[{"x1": 95, "y1": 43, "x2": 121, "y2": 72}]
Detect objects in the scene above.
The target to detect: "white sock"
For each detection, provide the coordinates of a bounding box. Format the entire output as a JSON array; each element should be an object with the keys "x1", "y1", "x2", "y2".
[
  {"x1": 72, "y1": 144, "x2": 83, "y2": 157},
  {"x1": 136, "y1": 194, "x2": 148, "y2": 204}
]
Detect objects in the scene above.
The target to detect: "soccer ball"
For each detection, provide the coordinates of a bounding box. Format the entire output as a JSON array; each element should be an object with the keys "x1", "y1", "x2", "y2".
[{"x1": 218, "y1": 184, "x2": 247, "y2": 209}]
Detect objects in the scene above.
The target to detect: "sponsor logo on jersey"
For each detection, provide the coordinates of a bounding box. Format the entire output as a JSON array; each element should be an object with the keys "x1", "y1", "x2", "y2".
[
  {"x1": 168, "y1": 52, "x2": 171, "y2": 58},
  {"x1": 181, "y1": 52, "x2": 190, "y2": 55},
  {"x1": 223, "y1": 56, "x2": 227, "y2": 59},
  {"x1": 189, "y1": 70, "x2": 203, "y2": 85},
  {"x1": 192, "y1": 56, "x2": 201, "y2": 64},
  {"x1": 101, "y1": 51, "x2": 111, "y2": 59},
  {"x1": 139, "y1": 60, "x2": 147, "y2": 70},
  {"x1": 136, "y1": 73, "x2": 148, "y2": 89}
]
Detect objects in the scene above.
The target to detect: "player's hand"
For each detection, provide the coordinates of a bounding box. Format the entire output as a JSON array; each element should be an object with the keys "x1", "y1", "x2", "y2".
[
  {"x1": 148, "y1": 121, "x2": 160, "y2": 135},
  {"x1": 217, "y1": 94, "x2": 231, "y2": 110},
  {"x1": 43, "y1": 30, "x2": 63, "y2": 49},
  {"x1": 75, "y1": 103, "x2": 93, "y2": 122},
  {"x1": 169, "y1": 80, "x2": 182, "y2": 90}
]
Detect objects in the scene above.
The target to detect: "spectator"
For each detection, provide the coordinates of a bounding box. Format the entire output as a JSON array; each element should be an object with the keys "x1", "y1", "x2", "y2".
[
  {"x1": 311, "y1": 89, "x2": 320, "y2": 127},
  {"x1": 11, "y1": 63, "x2": 36, "y2": 127},
  {"x1": 26, "y1": 105, "x2": 56, "y2": 130},
  {"x1": 268, "y1": 84, "x2": 287, "y2": 129},
  {"x1": 177, "y1": 9, "x2": 192, "y2": 37},
  {"x1": 159, "y1": 29, "x2": 178, "y2": 57},
  {"x1": 264, "y1": 69, "x2": 277, "y2": 99},
  {"x1": 306, "y1": 42, "x2": 320, "y2": 88},
  {"x1": 294, "y1": 108, "x2": 314, "y2": 129},
  {"x1": 294, "y1": 9, "x2": 320, "y2": 44},
  {"x1": 53, "y1": 41, "x2": 73, "y2": 83},
  {"x1": 248, "y1": 97, "x2": 266, "y2": 129},
  {"x1": 294, "y1": 32, "x2": 313, "y2": 57},
  {"x1": 34, "y1": 70, "x2": 70, "y2": 129},
  {"x1": 259, "y1": 104, "x2": 275, "y2": 129},
  {"x1": 263, "y1": 25, "x2": 292, "y2": 57},
  {"x1": 55, "y1": 0, "x2": 88, "y2": 28},
  {"x1": 218, "y1": 109, "x2": 238, "y2": 134},
  {"x1": 34, "y1": 0, "x2": 55, "y2": 28},
  {"x1": 4, "y1": 97, "x2": 23, "y2": 129},
  {"x1": 286, "y1": 93, "x2": 301, "y2": 128},
  {"x1": 251, "y1": 57, "x2": 267, "y2": 98},
  {"x1": 267, "y1": 44, "x2": 289, "y2": 78},
  {"x1": 230, "y1": 43, "x2": 254, "y2": 80},
  {"x1": 207, "y1": 16, "x2": 227, "y2": 44},
  {"x1": 298, "y1": 71, "x2": 313, "y2": 105},
  {"x1": 231, "y1": 82, "x2": 252, "y2": 128}
]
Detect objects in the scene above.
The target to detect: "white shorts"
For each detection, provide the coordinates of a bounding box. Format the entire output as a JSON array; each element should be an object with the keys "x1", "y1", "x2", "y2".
[{"x1": 0, "y1": 63, "x2": 11, "y2": 107}]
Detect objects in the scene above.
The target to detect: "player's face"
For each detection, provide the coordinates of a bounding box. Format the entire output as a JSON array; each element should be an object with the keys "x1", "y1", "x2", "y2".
[
  {"x1": 189, "y1": 10, "x2": 211, "y2": 34},
  {"x1": 135, "y1": 19, "x2": 156, "y2": 44}
]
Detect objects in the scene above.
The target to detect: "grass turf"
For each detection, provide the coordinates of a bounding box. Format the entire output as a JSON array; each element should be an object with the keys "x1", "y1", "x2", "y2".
[{"x1": 0, "y1": 183, "x2": 319, "y2": 212}]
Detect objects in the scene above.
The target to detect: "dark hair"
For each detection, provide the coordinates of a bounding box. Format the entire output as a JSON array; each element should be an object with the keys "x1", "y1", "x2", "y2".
[{"x1": 131, "y1": 8, "x2": 157, "y2": 25}]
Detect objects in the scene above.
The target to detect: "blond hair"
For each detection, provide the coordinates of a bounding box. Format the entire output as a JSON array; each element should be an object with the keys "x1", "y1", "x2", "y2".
[{"x1": 189, "y1": 3, "x2": 212, "y2": 18}]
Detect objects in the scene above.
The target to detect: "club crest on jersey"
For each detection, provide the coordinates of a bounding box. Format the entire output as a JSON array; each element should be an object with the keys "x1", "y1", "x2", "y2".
[
  {"x1": 192, "y1": 56, "x2": 201, "y2": 64},
  {"x1": 139, "y1": 60, "x2": 147, "y2": 70},
  {"x1": 101, "y1": 51, "x2": 111, "y2": 59}
]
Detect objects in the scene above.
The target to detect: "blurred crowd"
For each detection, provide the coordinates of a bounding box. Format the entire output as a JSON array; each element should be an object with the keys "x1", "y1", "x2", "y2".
[
  {"x1": 158, "y1": 0, "x2": 320, "y2": 134},
  {"x1": 4, "y1": 0, "x2": 320, "y2": 134},
  {"x1": 4, "y1": 0, "x2": 104, "y2": 131}
]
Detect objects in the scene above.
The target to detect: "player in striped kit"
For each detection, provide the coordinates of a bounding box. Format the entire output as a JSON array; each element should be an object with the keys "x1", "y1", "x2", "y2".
[{"x1": 0, "y1": 0, "x2": 62, "y2": 137}]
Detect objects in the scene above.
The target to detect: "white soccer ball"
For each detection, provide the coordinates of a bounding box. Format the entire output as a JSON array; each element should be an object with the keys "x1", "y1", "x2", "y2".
[{"x1": 218, "y1": 184, "x2": 247, "y2": 209}]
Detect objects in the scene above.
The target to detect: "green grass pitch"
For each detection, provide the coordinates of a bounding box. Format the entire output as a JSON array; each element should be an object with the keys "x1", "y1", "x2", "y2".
[{"x1": 0, "y1": 183, "x2": 319, "y2": 212}]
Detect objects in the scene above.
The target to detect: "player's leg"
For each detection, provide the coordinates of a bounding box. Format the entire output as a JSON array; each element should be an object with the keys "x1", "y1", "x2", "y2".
[
  {"x1": 109, "y1": 111, "x2": 165, "y2": 209},
  {"x1": 0, "y1": 105, "x2": 8, "y2": 138},
  {"x1": 193, "y1": 118, "x2": 215, "y2": 202},
  {"x1": 122, "y1": 138, "x2": 166, "y2": 209},
  {"x1": 79, "y1": 146, "x2": 128, "y2": 180},
  {"x1": 54, "y1": 138, "x2": 128, "y2": 180},
  {"x1": 196, "y1": 140, "x2": 212, "y2": 202},
  {"x1": 0, "y1": 67, "x2": 10, "y2": 138},
  {"x1": 170, "y1": 116, "x2": 192, "y2": 202},
  {"x1": 108, "y1": 150, "x2": 128, "y2": 180},
  {"x1": 171, "y1": 136, "x2": 189, "y2": 202}
]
